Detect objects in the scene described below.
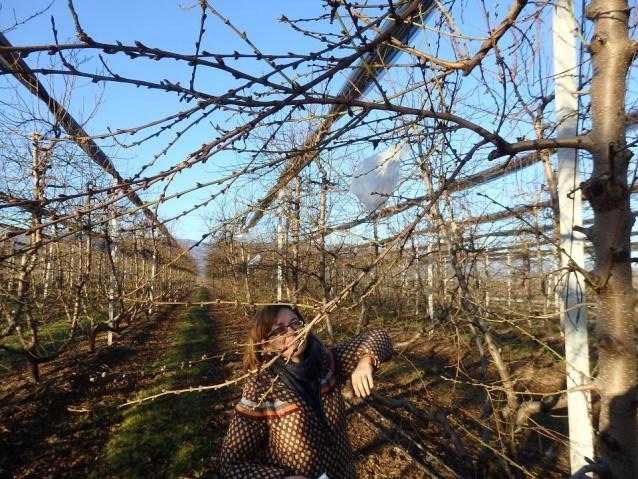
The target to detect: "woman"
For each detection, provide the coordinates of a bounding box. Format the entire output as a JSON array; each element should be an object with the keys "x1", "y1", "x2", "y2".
[{"x1": 220, "y1": 305, "x2": 393, "y2": 479}]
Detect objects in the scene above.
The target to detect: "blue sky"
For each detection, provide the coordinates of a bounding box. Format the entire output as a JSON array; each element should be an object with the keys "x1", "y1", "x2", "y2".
[
  {"x1": 1, "y1": 0, "x2": 333, "y2": 240},
  {"x1": 3, "y1": 1, "x2": 494, "y2": 244},
  {"x1": 2, "y1": 1, "x2": 635, "y2": 248}
]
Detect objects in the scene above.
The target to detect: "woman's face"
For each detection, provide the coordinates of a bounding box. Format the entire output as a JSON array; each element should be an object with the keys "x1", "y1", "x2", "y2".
[{"x1": 265, "y1": 308, "x2": 307, "y2": 362}]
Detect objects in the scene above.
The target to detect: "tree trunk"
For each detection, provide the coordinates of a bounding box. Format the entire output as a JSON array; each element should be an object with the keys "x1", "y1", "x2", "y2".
[
  {"x1": 276, "y1": 190, "x2": 285, "y2": 301},
  {"x1": 585, "y1": 1, "x2": 638, "y2": 476},
  {"x1": 291, "y1": 176, "x2": 301, "y2": 303},
  {"x1": 317, "y1": 160, "x2": 334, "y2": 342}
]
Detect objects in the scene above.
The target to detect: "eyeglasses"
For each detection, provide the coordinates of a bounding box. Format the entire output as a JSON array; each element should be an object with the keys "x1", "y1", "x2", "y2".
[{"x1": 266, "y1": 318, "x2": 304, "y2": 339}]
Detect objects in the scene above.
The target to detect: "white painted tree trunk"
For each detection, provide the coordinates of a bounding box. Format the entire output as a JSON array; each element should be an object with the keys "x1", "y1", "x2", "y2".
[
  {"x1": 276, "y1": 190, "x2": 284, "y2": 302},
  {"x1": 289, "y1": 176, "x2": 301, "y2": 303},
  {"x1": 413, "y1": 242, "x2": 420, "y2": 316},
  {"x1": 484, "y1": 253, "x2": 490, "y2": 308},
  {"x1": 507, "y1": 252, "x2": 512, "y2": 308},
  {"x1": 42, "y1": 242, "x2": 53, "y2": 299},
  {"x1": 442, "y1": 256, "x2": 449, "y2": 305},
  {"x1": 317, "y1": 161, "x2": 334, "y2": 341},
  {"x1": 68, "y1": 243, "x2": 74, "y2": 285},
  {"x1": 552, "y1": 0, "x2": 594, "y2": 472},
  {"x1": 108, "y1": 214, "x2": 117, "y2": 346},
  {"x1": 149, "y1": 230, "x2": 157, "y2": 316},
  {"x1": 427, "y1": 241, "x2": 434, "y2": 318}
]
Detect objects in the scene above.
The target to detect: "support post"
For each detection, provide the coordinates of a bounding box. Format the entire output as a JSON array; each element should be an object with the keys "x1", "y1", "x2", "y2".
[{"x1": 552, "y1": 0, "x2": 594, "y2": 472}]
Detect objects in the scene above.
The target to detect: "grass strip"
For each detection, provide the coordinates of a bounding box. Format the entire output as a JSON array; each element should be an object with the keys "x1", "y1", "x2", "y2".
[
  {"x1": 0, "y1": 317, "x2": 91, "y2": 373},
  {"x1": 96, "y1": 288, "x2": 219, "y2": 479}
]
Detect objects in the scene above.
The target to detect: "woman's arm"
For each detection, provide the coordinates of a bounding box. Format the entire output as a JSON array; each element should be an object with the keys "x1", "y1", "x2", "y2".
[{"x1": 331, "y1": 330, "x2": 394, "y2": 393}]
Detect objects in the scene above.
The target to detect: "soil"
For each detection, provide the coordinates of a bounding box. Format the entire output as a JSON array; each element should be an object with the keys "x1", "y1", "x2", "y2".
[
  {"x1": 0, "y1": 301, "x2": 570, "y2": 479},
  {"x1": 0, "y1": 305, "x2": 182, "y2": 478}
]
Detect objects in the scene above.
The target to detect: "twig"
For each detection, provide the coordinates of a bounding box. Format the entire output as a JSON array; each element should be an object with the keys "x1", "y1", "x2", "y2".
[{"x1": 345, "y1": 398, "x2": 444, "y2": 479}]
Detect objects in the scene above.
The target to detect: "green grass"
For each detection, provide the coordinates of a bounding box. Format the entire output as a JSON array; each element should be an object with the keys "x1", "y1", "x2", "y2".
[
  {"x1": 0, "y1": 316, "x2": 90, "y2": 373},
  {"x1": 95, "y1": 289, "x2": 221, "y2": 479}
]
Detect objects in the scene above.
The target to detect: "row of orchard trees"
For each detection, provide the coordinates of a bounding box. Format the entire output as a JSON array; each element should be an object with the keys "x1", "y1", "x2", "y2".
[
  {"x1": 0, "y1": 123, "x2": 196, "y2": 383},
  {"x1": 208, "y1": 193, "x2": 570, "y2": 334},
  {"x1": 208, "y1": 222, "x2": 564, "y2": 324}
]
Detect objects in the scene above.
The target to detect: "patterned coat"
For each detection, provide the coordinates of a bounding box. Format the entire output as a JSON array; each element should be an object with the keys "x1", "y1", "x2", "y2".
[{"x1": 220, "y1": 330, "x2": 394, "y2": 479}]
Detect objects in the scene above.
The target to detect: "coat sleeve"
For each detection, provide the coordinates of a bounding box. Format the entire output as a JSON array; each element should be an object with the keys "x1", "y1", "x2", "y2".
[
  {"x1": 220, "y1": 380, "x2": 289, "y2": 479},
  {"x1": 330, "y1": 329, "x2": 393, "y2": 384}
]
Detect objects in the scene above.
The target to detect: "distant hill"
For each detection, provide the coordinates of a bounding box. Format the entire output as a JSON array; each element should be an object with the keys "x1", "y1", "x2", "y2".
[{"x1": 178, "y1": 239, "x2": 210, "y2": 279}]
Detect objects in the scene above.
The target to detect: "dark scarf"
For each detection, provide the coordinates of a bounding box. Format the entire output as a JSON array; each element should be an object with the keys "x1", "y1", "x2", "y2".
[{"x1": 270, "y1": 335, "x2": 326, "y2": 422}]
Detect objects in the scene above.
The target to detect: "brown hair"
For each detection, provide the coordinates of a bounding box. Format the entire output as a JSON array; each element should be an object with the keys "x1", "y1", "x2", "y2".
[{"x1": 243, "y1": 305, "x2": 304, "y2": 371}]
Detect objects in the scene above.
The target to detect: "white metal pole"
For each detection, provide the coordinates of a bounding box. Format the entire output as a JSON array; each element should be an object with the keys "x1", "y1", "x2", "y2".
[{"x1": 552, "y1": 0, "x2": 594, "y2": 472}]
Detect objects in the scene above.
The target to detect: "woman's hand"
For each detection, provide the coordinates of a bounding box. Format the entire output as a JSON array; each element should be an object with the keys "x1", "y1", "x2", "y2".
[{"x1": 351, "y1": 354, "x2": 375, "y2": 398}]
